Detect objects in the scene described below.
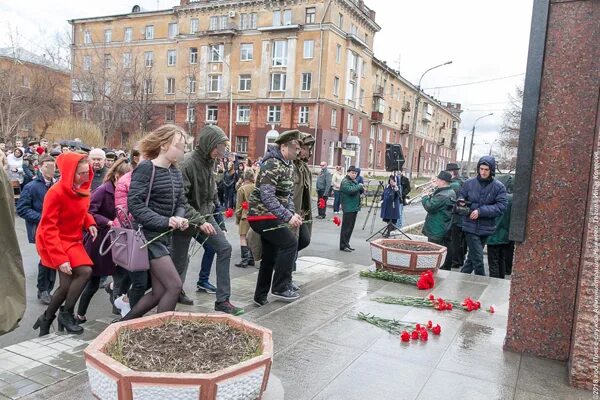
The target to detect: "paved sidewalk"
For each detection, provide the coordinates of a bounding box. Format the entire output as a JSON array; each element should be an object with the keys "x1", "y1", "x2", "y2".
[{"x1": 1, "y1": 256, "x2": 591, "y2": 400}]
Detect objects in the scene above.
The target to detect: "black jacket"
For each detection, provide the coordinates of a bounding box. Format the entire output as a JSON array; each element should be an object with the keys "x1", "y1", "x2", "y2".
[{"x1": 128, "y1": 160, "x2": 186, "y2": 236}]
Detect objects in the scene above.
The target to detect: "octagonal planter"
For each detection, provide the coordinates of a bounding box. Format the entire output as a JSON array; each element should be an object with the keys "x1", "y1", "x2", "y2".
[
  {"x1": 370, "y1": 239, "x2": 447, "y2": 275},
  {"x1": 84, "y1": 312, "x2": 273, "y2": 400}
]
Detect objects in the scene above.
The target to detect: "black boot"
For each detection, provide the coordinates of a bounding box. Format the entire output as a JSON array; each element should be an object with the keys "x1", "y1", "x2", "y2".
[
  {"x1": 235, "y1": 246, "x2": 249, "y2": 268},
  {"x1": 32, "y1": 312, "x2": 55, "y2": 337},
  {"x1": 247, "y1": 247, "x2": 255, "y2": 266},
  {"x1": 57, "y1": 307, "x2": 83, "y2": 334}
]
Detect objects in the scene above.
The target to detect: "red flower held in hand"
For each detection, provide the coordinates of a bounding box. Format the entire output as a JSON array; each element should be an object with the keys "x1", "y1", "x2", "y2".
[
  {"x1": 332, "y1": 216, "x2": 341, "y2": 226},
  {"x1": 400, "y1": 331, "x2": 411, "y2": 342},
  {"x1": 431, "y1": 324, "x2": 442, "y2": 335},
  {"x1": 318, "y1": 198, "x2": 326, "y2": 209},
  {"x1": 224, "y1": 208, "x2": 234, "y2": 218},
  {"x1": 241, "y1": 201, "x2": 249, "y2": 210}
]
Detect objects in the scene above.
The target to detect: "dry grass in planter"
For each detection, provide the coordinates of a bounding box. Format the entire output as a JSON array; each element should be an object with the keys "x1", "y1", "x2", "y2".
[
  {"x1": 384, "y1": 242, "x2": 437, "y2": 251},
  {"x1": 105, "y1": 319, "x2": 262, "y2": 374}
]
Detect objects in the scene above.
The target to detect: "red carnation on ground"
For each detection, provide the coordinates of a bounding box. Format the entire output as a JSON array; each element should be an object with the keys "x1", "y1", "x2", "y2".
[
  {"x1": 332, "y1": 216, "x2": 341, "y2": 226},
  {"x1": 241, "y1": 201, "x2": 249, "y2": 210},
  {"x1": 400, "y1": 331, "x2": 411, "y2": 342},
  {"x1": 318, "y1": 198, "x2": 326, "y2": 209},
  {"x1": 428, "y1": 294, "x2": 435, "y2": 301},
  {"x1": 488, "y1": 305, "x2": 495, "y2": 314},
  {"x1": 427, "y1": 320, "x2": 433, "y2": 329},
  {"x1": 431, "y1": 324, "x2": 442, "y2": 335},
  {"x1": 411, "y1": 330, "x2": 419, "y2": 340},
  {"x1": 420, "y1": 330, "x2": 429, "y2": 341},
  {"x1": 416, "y1": 270, "x2": 435, "y2": 290},
  {"x1": 224, "y1": 208, "x2": 234, "y2": 218}
]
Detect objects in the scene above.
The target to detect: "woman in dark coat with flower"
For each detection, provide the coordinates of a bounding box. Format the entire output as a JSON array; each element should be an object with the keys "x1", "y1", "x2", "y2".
[
  {"x1": 76, "y1": 158, "x2": 131, "y2": 322},
  {"x1": 380, "y1": 175, "x2": 401, "y2": 225}
]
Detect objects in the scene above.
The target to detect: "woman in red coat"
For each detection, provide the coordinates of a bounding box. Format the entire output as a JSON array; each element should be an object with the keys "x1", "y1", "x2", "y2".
[{"x1": 33, "y1": 152, "x2": 98, "y2": 336}]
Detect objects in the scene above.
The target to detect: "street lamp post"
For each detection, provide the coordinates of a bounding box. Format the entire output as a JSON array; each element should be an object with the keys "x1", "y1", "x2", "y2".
[
  {"x1": 210, "y1": 47, "x2": 233, "y2": 142},
  {"x1": 407, "y1": 61, "x2": 452, "y2": 181},
  {"x1": 466, "y1": 112, "x2": 494, "y2": 175}
]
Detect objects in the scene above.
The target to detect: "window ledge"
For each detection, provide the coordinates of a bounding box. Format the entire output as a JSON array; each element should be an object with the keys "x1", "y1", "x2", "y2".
[{"x1": 236, "y1": 121, "x2": 250, "y2": 125}]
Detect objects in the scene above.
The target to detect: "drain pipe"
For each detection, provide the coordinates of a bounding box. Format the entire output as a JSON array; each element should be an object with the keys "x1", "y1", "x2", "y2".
[{"x1": 312, "y1": 0, "x2": 334, "y2": 168}]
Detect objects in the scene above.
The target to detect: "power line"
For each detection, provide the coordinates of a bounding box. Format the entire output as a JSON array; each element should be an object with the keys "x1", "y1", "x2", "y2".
[{"x1": 423, "y1": 73, "x2": 525, "y2": 90}]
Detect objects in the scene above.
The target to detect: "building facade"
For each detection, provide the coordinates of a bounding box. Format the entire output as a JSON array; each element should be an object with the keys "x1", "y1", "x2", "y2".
[{"x1": 69, "y1": 0, "x2": 460, "y2": 173}]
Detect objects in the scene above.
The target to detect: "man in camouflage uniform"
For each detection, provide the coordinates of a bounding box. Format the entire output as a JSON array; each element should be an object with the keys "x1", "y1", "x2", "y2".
[{"x1": 248, "y1": 130, "x2": 302, "y2": 304}]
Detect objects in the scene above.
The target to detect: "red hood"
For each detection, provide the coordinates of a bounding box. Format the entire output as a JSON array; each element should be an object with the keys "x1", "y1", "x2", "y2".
[{"x1": 56, "y1": 152, "x2": 94, "y2": 196}]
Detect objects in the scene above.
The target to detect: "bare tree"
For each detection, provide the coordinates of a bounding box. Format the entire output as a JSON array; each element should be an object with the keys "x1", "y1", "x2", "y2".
[{"x1": 497, "y1": 86, "x2": 523, "y2": 171}]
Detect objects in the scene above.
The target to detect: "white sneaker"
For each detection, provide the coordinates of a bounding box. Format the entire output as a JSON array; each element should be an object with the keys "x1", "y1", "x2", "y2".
[{"x1": 114, "y1": 295, "x2": 131, "y2": 317}]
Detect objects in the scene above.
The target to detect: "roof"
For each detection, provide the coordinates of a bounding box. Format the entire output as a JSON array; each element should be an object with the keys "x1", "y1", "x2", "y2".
[{"x1": 0, "y1": 47, "x2": 69, "y2": 73}]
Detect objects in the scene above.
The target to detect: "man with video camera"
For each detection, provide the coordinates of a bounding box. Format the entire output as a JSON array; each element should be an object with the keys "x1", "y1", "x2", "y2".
[{"x1": 456, "y1": 156, "x2": 507, "y2": 276}]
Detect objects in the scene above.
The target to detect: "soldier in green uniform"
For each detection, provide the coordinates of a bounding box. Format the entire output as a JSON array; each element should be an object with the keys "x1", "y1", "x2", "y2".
[
  {"x1": 422, "y1": 171, "x2": 457, "y2": 247},
  {"x1": 248, "y1": 130, "x2": 302, "y2": 304}
]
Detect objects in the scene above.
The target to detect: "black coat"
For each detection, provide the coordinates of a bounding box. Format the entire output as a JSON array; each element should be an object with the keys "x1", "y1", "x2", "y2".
[
  {"x1": 128, "y1": 160, "x2": 186, "y2": 240},
  {"x1": 16, "y1": 175, "x2": 53, "y2": 243}
]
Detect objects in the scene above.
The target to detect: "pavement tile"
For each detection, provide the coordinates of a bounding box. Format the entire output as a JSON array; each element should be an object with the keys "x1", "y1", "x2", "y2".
[
  {"x1": 415, "y1": 369, "x2": 514, "y2": 400},
  {"x1": 0, "y1": 381, "x2": 43, "y2": 399},
  {"x1": 0, "y1": 372, "x2": 22, "y2": 384}
]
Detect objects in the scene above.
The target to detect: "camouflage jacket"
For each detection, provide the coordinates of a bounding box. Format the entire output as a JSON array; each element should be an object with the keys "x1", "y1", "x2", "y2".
[
  {"x1": 248, "y1": 145, "x2": 295, "y2": 222},
  {"x1": 293, "y1": 159, "x2": 312, "y2": 220}
]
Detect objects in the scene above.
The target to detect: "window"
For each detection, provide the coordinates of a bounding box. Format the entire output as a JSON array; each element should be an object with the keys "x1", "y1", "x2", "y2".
[
  {"x1": 209, "y1": 44, "x2": 224, "y2": 62},
  {"x1": 123, "y1": 79, "x2": 132, "y2": 95},
  {"x1": 166, "y1": 106, "x2": 175, "y2": 122},
  {"x1": 186, "y1": 106, "x2": 196, "y2": 122},
  {"x1": 144, "y1": 51, "x2": 154, "y2": 67},
  {"x1": 305, "y1": 7, "x2": 316, "y2": 24},
  {"x1": 187, "y1": 75, "x2": 196, "y2": 93},
  {"x1": 299, "y1": 106, "x2": 309, "y2": 124},
  {"x1": 167, "y1": 50, "x2": 177, "y2": 66},
  {"x1": 206, "y1": 105, "x2": 218, "y2": 122},
  {"x1": 331, "y1": 109, "x2": 337, "y2": 127},
  {"x1": 267, "y1": 106, "x2": 281, "y2": 123},
  {"x1": 395, "y1": 109, "x2": 399, "y2": 124},
  {"x1": 122, "y1": 53, "x2": 132, "y2": 68},
  {"x1": 350, "y1": 23, "x2": 358, "y2": 35},
  {"x1": 104, "y1": 29, "x2": 112, "y2": 43},
  {"x1": 83, "y1": 56, "x2": 91, "y2": 71},
  {"x1": 338, "y1": 13, "x2": 344, "y2": 29},
  {"x1": 240, "y1": 13, "x2": 257, "y2": 29},
  {"x1": 124, "y1": 27, "x2": 132, "y2": 42},
  {"x1": 360, "y1": 88, "x2": 365, "y2": 108},
  {"x1": 362, "y1": 61, "x2": 366, "y2": 77},
  {"x1": 358, "y1": 118, "x2": 363, "y2": 134},
  {"x1": 144, "y1": 79, "x2": 153, "y2": 94},
  {"x1": 166, "y1": 78, "x2": 175, "y2": 94},
  {"x1": 83, "y1": 30, "x2": 92, "y2": 44},
  {"x1": 301, "y1": 73, "x2": 312, "y2": 91},
  {"x1": 386, "y1": 129, "x2": 390, "y2": 143},
  {"x1": 237, "y1": 105, "x2": 250, "y2": 122},
  {"x1": 273, "y1": 9, "x2": 292, "y2": 26},
  {"x1": 189, "y1": 47, "x2": 198, "y2": 64},
  {"x1": 388, "y1": 106, "x2": 392, "y2": 121},
  {"x1": 168, "y1": 23, "x2": 178, "y2": 38},
  {"x1": 283, "y1": 9, "x2": 292, "y2": 25},
  {"x1": 270, "y1": 73, "x2": 286, "y2": 91},
  {"x1": 239, "y1": 74, "x2": 252, "y2": 91},
  {"x1": 336, "y1": 44, "x2": 342, "y2": 64},
  {"x1": 240, "y1": 43, "x2": 253, "y2": 61},
  {"x1": 104, "y1": 54, "x2": 112, "y2": 69},
  {"x1": 145, "y1": 25, "x2": 154, "y2": 40},
  {"x1": 370, "y1": 125, "x2": 375, "y2": 139},
  {"x1": 303, "y1": 40, "x2": 314, "y2": 59},
  {"x1": 347, "y1": 113, "x2": 354, "y2": 131},
  {"x1": 236, "y1": 136, "x2": 249, "y2": 153},
  {"x1": 209, "y1": 15, "x2": 228, "y2": 30},
  {"x1": 333, "y1": 77, "x2": 340, "y2": 96},
  {"x1": 208, "y1": 75, "x2": 222, "y2": 92},
  {"x1": 378, "y1": 126, "x2": 382, "y2": 141},
  {"x1": 272, "y1": 40, "x2": 288, "y2": 66},
  {"x1": 190, "y1": 18, "x2": 199, "y2": 34},
  {"x1": 348, "y1": 82, "x2": 355, "y2": 101}
]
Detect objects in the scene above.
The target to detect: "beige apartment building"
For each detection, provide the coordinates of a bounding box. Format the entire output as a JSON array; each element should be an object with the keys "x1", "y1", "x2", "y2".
[{"x1": 69, "y1": 0, "x2": 460, "y2": 173}]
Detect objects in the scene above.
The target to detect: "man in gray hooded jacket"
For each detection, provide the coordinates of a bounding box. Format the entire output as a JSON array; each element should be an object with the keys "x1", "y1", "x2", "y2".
[{"x1": 171, "y1": 125, "x2": 244, "y2": 315}]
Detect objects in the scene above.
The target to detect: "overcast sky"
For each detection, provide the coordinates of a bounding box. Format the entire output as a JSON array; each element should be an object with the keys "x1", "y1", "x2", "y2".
[{"x1": 1, "y1": 0, "x2": 533, "y2": 162}]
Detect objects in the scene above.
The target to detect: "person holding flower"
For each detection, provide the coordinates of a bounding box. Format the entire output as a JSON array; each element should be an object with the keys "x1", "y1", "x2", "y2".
[{"x1": 234, "y1": 169, "x2": 256, "y2": 268}]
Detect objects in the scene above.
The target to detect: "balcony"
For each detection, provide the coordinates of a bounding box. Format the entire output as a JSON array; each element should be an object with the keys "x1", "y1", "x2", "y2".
[
  {"x1": 371, "y1": 111, "x2": 383, "y2": 124},
  {"x1": 258, "y1": 24, "x2": 300, "y2": 32},
  {"x1": 373, "y1": 85, "x2": 384, "y2": 98},
  {"x1": 400, "y1": 123, "x2": 410, "y2": 134},
  {"x1": 346, "y1": 32, "x2": 368, "y2": 48},
  {"x1": 206, "y1": 23, "x2": 238, "y2": 36},
  {"x1": 401, "y1": 102, "x2": 411, "y2": 112}
]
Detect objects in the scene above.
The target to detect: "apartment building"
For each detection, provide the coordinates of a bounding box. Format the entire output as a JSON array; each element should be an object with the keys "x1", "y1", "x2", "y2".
[{"x1": 69, "y1": 0, "x2": 460, "y2": 173}]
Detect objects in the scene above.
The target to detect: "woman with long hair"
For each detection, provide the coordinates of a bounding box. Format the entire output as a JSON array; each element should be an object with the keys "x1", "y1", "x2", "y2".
[
  {"x1": 75, "y1": 158, "x2": 131, "y2": 323},
  {"x1": 7, "y1": 147, "x2": 25, "y2": 185},
  {"x1": 120, "y1": 125, "x2": 189, "y2": 320},
  {"x1": 33, "y1": 153, "x2": 98, "y2": 335},
  {"x1": 222, "y1": 161, "x2": 237, "y2": 209}
]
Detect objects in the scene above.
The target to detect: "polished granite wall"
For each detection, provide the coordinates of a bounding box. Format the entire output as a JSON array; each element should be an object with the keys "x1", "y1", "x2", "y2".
[{"x1": 505, "y1": 0, "x2": 599, "y2": 390}]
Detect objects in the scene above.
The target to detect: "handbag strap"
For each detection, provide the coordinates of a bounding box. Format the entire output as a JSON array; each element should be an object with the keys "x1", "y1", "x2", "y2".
[{"x1": 145, "y1": 163, "x2": 156, "y2": 207}]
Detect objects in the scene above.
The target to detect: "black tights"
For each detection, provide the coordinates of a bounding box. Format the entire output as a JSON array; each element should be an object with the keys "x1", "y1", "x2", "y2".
[
  {"x1": 77, "y1": 276, "x2": 101, "y2": 317},
  {"x1": 45, "y1": 266, "x2": 92, "y2": 318},
  {"x1": 120, "y1": 256, "x2": 182, "y2": 321}
]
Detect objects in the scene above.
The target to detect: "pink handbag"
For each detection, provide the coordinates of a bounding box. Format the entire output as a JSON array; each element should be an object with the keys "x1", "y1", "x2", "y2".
[{"x1": 99, "y1": 165, "x2": 155, "y2": 272}]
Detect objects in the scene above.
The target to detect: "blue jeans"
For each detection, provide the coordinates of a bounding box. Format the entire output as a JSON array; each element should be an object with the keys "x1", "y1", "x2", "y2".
[
  {"x1": 198, "y1": 242, "x2": 215, "y2": 284},
  {"x1": 333, "y1": 190, "x2": 341, "y2": 212},
  {"x1": 460, "y1": 232, "x2": 488, "y2": 276}
]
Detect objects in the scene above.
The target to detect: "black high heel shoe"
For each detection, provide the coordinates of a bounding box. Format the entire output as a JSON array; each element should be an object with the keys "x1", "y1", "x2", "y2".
[
  {"x1": 32, "y1": 312, "x2": 55, "y2": 337},
  {"x1": 57, "y1": 308, "x2": 84, "y2": 334}
]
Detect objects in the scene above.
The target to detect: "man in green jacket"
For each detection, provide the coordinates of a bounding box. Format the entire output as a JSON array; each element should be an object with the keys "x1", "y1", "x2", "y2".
[
  {"x1": 339, "y1": 165, "x2": 364, "y2": 252},
  {"x1": 421, "y1": 171, "x2": 457, "y2": 247},
  {"x1": 441, "y1": 162, "x2": 467, "y2": 270},
  {"x1": 486, "y1": 185, "x2": 513, "y2": 279},
  {"x1": 171, "y1": 125, "x2": 243, "y2": 316}
]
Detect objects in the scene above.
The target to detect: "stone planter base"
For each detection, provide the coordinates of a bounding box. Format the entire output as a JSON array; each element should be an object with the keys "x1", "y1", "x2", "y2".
[
  {"x1": 370, "y1": 239, "x2": 446, "y2": 274},
  {"x1": 84, "y1": 312, "x2": 273, "y2": 400}
]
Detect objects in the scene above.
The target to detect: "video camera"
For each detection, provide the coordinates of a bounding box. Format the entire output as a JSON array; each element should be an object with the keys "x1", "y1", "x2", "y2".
[{"x1": 453, "y1": 198, "x2": 472, "y2": 216}]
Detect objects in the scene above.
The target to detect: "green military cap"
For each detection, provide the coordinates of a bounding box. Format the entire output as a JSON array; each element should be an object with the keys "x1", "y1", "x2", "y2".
[
  {"x1": 299, "y1": 132, "x2": 316, "y2": 147},
  {"x1": 274, "y1": 129, "x2": 302, "y2": 145}
]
